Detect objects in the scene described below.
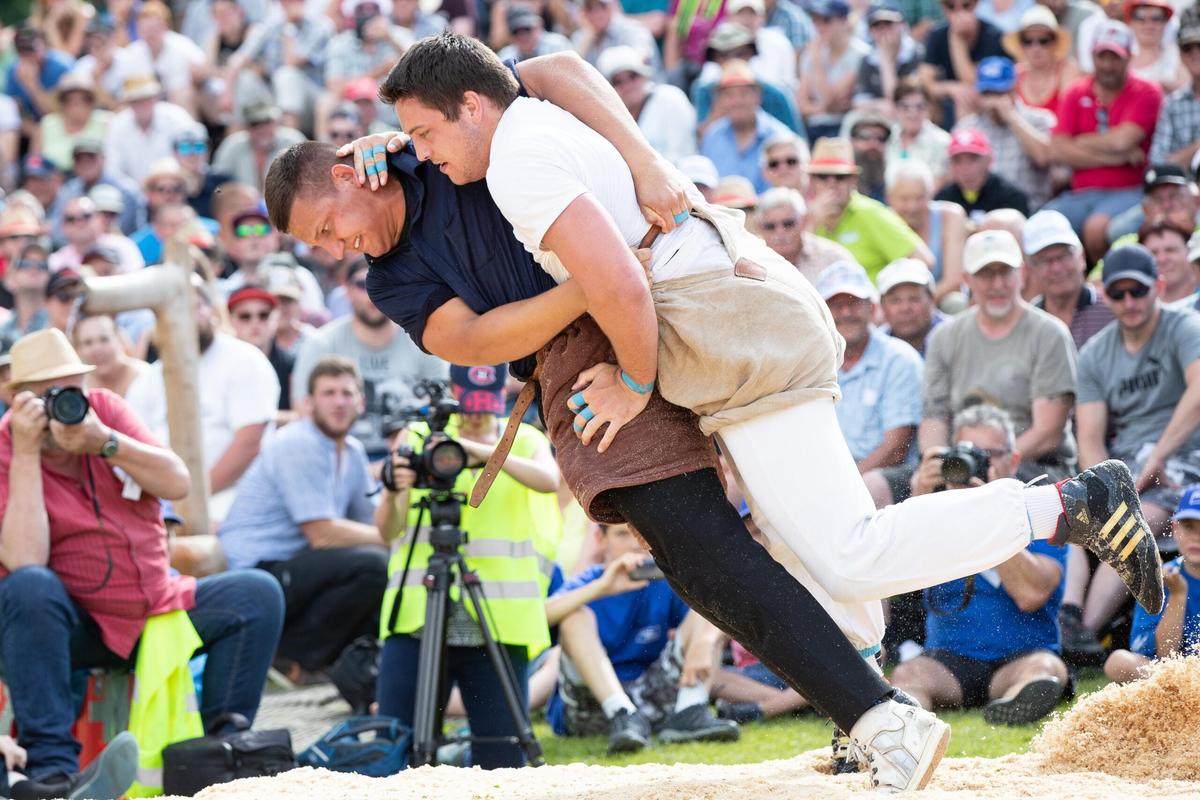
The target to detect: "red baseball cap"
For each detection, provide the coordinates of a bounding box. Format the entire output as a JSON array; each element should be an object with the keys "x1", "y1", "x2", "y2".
[
  {"x1": 949, "y1": 127, "x2": 992, "y2": 158},
  {"x1": 227, "y1": 285, "x2": 278, "y2": 312}
]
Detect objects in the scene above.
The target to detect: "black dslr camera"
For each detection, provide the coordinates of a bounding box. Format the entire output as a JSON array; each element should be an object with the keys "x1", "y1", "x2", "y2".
[
  {"x1": 42, "y1": 386, "x2": 90, "y2": 425},
  {"x1": 940, "y1": 442, "x2": 991, "y2": 486},
  {"x1": 380, "y1": 380, "x2": 468, "y2": 493}
]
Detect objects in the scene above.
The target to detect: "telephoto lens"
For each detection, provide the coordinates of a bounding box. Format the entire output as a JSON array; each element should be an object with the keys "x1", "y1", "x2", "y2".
[{"x1": 42, "y1": 386, "x2": 90, "y2": 425}]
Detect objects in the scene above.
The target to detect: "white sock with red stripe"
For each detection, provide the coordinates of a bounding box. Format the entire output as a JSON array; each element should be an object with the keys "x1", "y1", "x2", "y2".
[{"x1": 1024, "y1": 484, "x2": 1065, "y2": 541}]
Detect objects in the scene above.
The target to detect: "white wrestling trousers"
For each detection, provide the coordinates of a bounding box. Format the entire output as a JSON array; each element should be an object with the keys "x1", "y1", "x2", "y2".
[{"x1": 718, "y1": 397, "x2": 1035, "y2": 649}]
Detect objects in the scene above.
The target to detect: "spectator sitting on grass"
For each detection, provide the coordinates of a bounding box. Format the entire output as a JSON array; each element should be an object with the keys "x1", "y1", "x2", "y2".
[
  {"x1": 545, "y1": 523, "x2": 739, "y2": 755},
  {"x1": 1105, "y1": 484, "x2": 1200, "y2": 682},
  {"x1": 890, "y1": 403, "x2": 1071, "y2": 726}
]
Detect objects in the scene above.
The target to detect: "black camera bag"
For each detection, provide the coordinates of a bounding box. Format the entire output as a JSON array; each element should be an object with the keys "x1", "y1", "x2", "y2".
[{"x1": 162, "y1": 712, "x2": 296, "y2": 796}]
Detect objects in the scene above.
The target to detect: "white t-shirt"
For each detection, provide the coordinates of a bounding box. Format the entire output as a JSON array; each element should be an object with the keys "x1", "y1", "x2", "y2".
[
  {"x1": 638, "y1": 84, "x2": 698, "y2": 164},
  {"x1": 486, "y1": 97, "x2": 728, "y2": 285},
  {"x1": 126, "y1": 332, "x2": 280, "y2": 521},
  {"x1": 123, "y1": 34, "x2": 206, "y2": 94}
]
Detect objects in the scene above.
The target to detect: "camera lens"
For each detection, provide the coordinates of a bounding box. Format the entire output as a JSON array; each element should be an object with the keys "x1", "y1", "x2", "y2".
[
  {"x1": 45, "y1": 387, "x2": 90, "y2": 425},
  {"x1": 941, "y1": 453, "x2": 973, "y2": 486},
  {"x1": 426, "y1": 439, "x2": 467, "y2": 482}
]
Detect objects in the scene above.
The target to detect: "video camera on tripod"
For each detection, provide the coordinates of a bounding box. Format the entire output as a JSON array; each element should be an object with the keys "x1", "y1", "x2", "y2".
[{"x1": 380, "y1": 379, "x2": 469, "y2": 494}]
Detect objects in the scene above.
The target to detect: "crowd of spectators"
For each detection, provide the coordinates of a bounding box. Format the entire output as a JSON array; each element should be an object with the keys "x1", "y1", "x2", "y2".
[{"x1": 2, "y1": 0, "x2": 1200, "y2": 790}]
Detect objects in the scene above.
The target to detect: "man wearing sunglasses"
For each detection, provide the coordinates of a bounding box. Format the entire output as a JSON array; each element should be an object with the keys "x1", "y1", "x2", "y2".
[
  {"x1": 1147, "y1": 9, "x2": 1200, "y2": 170},
  {"x1": 1074, "y1": 243, "x2": 1200, "y2": 643},
  {"x1": 173, "y1": 129, "x2": 231, "y2": 221},
  {"x1": 0, "y1": 241, "x2": 51, "y2": 352}
]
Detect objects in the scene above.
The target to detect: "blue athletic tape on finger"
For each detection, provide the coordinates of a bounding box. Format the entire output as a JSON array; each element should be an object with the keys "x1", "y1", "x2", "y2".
[
  {"x1": 579, "y1": 407, "x2": 595, "y2": 423},
  {"x1": 370, "y1": 145, "x2": 386, "y2": 158},
  {"x1": 672, "y1": 210, "x2": 689, "y2": 224},
  {"x1": 573, "y1": 421, "x2": 584, "y2": 433},
  {"x1": 367, "y1": 161, "x2": 381, "y2": 176},
  {"x1": 569, "y1": 391, "x2": 586, "y2": 412}
]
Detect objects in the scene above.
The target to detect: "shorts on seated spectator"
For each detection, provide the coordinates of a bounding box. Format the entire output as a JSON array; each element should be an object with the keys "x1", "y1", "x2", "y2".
[
  {"x1": 923, "y1": 647, "x2": 1074, "y2": 707},
  {"x1": 555, "y1": 642, "x2": 682, "y2": 736}
]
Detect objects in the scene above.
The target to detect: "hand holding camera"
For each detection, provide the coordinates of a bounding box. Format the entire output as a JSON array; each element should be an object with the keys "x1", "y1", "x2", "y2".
[
  {"x1": 911, "y1": 442, "x2": 991, "y2": 496},
  {"x1": 599, "y1": 552, "x2": 654, "y2": 597}
]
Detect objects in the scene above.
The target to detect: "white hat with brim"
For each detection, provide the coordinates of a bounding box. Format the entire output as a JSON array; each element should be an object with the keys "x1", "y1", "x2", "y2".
[
  {"x1": 1023, "y1": 209, "x2": 1082, "y2": 256},
  {"x1": 815, "y1": 260, "x2": 879, "y2": 302},
  {"x1": 6, "y1": 328, "x2": 94, "y2": 390},
  {"x1": 964, "y1": 229, "x2": 1024, "y2": 275},
  {"x1": 877, "y1": 258, "x2": 935, "y2": 296}
]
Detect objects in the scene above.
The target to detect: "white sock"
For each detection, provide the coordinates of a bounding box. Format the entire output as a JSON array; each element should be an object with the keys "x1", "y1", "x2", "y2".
[
  {"x1": 1024, "y1": 484, "x2": 1064, "y2": 541},
  {"x1": 601, "y1": 692, "x2": 637, "y2": 719},
  {"x1": 674, "y1": 681, "x2": 710, "y2": 712}
]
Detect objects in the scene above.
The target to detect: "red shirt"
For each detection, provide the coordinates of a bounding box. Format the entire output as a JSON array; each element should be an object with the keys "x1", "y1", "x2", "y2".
[
  {"x1": 0, "y1": 389, "x2": 196, "y2": 658},
  {"x1": 1053, "y1": 74, "x2": 1163, "y2": 191}
]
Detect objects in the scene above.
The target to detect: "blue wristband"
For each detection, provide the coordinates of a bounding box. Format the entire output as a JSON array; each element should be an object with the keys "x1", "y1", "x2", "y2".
[{"x1": 620, "y1": 370, "x2": 655, "y2": 395}]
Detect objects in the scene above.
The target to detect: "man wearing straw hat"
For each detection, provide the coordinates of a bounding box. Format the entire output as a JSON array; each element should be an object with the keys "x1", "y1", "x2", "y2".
[{"x1": 0, "y1": 329, "x2": 284, "y2": 800}]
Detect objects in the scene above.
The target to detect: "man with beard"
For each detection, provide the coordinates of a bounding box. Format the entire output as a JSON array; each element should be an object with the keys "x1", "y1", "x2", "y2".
[
  {"x1": 218, "y1": 356, "x2": 387, "y2": 685},
  {"x1": 126, "y1": 280, "x2": 280, "y2": 522},
  {"x1": 841, "y1": 110, "x2": 891, "y2": 202},
  {"x1": 290, "y1": 260, "x2": 447, "y2": 460},
  {"x1": 1046, "y1": 20, "x2": 1163, "y2": 261},
  {"x1": 919, "y1": 230, "x2": 1079, "y2": 484}
]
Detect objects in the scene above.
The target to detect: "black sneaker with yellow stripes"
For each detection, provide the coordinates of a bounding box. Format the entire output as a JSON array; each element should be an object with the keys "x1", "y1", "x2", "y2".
[{"x1": 1052, "y1": 459, "x2": 1164, "y2": 613}]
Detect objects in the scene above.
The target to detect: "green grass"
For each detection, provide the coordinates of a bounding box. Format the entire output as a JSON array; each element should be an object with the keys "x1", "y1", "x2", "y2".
[{"x1": 533, "y1": 672, "x2": 1108, "y2": 767}]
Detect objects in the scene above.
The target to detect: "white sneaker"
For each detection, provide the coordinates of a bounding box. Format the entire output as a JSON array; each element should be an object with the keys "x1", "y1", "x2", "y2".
[{"x1": 849, "y1": 700, "x2": 950, "y2": 793}]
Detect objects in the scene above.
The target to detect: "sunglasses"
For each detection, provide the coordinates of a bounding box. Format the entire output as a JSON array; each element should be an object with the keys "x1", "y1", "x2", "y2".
[
  {"x1": 1131, "y1": 9, "x2": 1167, "y2": 22},
  {"x1": 1184, "y1": 42, "x2": 1200, "y2": 55},
  {"x1": 234, "y1": 222, "x2": 271, "y2": 238},
  {"x1": 812, "y1": 173, "x2": 854, "y2": 182},
  {"x1": 610, "y1": 71, "x2": 644, "y2": 87},
  {"x1": 328, "y1": 129, "x2": 357, "y2": 140},
  {"x1": 941, "y1": 0, "x2": 973, "y2": 10},
  {"x1": 149, "y1": 183, "x2": 184, "y2": 193},
  {"x1": 64, "y1": 212, "x2": 95, "y2": 223},
  {"x1": 767, "y1": 156, "x2": 799, "y2": 169},
  {"x1": 234, "y1": 310, "x2": 273, "y2": 322},
  {"x1": 175, "y1": 141, "x2": 207, "y2": 155},
  {"x1": 760, "y1": 219, "x2": 798, "y2": 232},
  {"x1": 1020, "y1": 34, "x2": 1055, "y2": 47},
  {"x1": 897, "y1": 100, "x2": 927, "y2": 112},
  {"x1": 1105, "y1": 282, "x2": 1152, "y2": 301},
  {"x1": 50, "y1": 290, "x2": 79, "y2": 303},
  {"x1": 853, "y1": 131, "x2": 888, "y2": 143},
  {"x1": 16, "y1": 259, "x2": 49, "y2": 271}
]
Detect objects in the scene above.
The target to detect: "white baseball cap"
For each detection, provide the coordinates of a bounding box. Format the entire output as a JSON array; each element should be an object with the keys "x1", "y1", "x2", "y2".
[
  {"x1": 1023, "y1": 209, "x2": 1082, "y2": 256},
  {"x1": 815, "y1": 260, "x2": 879, "y2": 302},
  {"x1": 877, "y1": 258, "x2": 935, "y2": 297},
  {"x1": 677, "y1": 155, "x2": 719, "y2": 189},
  {"x1": 964, "y1": 229, "x2": 1024, "y2": 275}
]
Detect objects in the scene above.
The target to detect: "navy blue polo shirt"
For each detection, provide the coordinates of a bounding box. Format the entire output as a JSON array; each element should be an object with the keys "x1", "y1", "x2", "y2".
[{"x1": 364, "y1": 146, "x2": 556, "y2": 376}]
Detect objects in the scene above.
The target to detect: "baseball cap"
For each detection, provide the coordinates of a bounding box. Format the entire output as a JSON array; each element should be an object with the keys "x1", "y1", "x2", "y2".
[
  {"x1": 227, "y1": 284, "x2": 279, "y2": 311},
  {"x1": 948, "y1": 128, "x2": 992, "y2": 158},
  {"x1": 450, "y1": 364, "x2": 507, "y2": 415},
  {"x1": 506, "y1": 6, "x2": 541, "y2": 31},
  {"x1": 73, "y1": 137, "x2": 104, "y2": 155},
  {"x1": 82, "y1": 243, "x2": 121, "y2": 266},
  {"x1": 1173, "y1": 485, "x2": 1200, "y2": 521},
  {"x1": 964, "y1": 229, "x2": 1023, "y2": 275},
  {"x1": 1124, "y1": 0, "x2": 1173, "y2": 23},
  {"x1": 45, "y1": 268, "x2": 85, "y2": 299},
  {"x1": 815, "y1": 260, "x2": 879, "y2": 302},
  {"x1": 727, "y1": 0, "x2": 765, "y2": 13},
  {"x1": 265, "y1": 265, "x2": 304, "y2": 301},
  {"x1": 343, "y1": 76, "x2": 378, "y2": 103},
  {"x1": 876, "y1": 258, "x2": 935, "y2": 297},
  {"x1": 597, "y1": 45, "x2": 653, "y2": 81},
  {"x1": 677, "y1": 155, "x2": 719, "y2": 189},
  {"x1": 22, "y1": 154, "x2": 59, "y2": 179},
  {"x1": 806, "y1": 0, "x2": 851, "y2": 16},
  {"x1": 976, "y1": 56, "x2": 1016, "y2": 93},
  {"x1": 1101, "y1": 243, "x2": 1157, "y2": 287},
  {"x1": 1023, "y1": 209, "x2": 1082, "y2": 256},
  {"x1": 1093, "y1": 19, "x2": 1133, "y2": 58},
  {"x1": 87, "y1": 184, "x2": 125, "y2": 215},
  {"x1": 1179, "y1": 9, "x2": 1200, "y2": 46},
  {"x1": 231, "y1": 205, "x2": 271, "y2": 228},
  {"x1": 1143, "y1": 163, "x2": 1190, "y2": 192},
  {"x1": 867, "y1": 2, "x2": 905, "y2": 24},
  {"x1": 707, "y1": 22, "x2": 757, "y2": 54},
  {"x1": 244, "y1": 98, "x2": 281, "y2": 126}
]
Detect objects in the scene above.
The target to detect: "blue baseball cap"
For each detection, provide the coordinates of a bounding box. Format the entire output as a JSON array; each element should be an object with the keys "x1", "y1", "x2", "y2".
[
  {"x1": 806, "y1": 0, "x2": 850, "y2": 17},
  {"x1": 1101, "y1": 243, "x2": 1157, "y2": 288},
  {"x1": 1174, "y1": 485, "x2": 1200, "y2": 521},
  {"x1": 450, "y1": 364, "x2": 508, "y2": 415},
  {"x1": 976, "y1": 56, "x2": 1016, "y2": 93}
]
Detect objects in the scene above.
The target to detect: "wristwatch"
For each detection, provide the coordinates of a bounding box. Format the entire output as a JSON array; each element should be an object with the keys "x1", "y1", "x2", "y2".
[{"x1": 99, "y1": 430, "x2": 119, "y2": 459}]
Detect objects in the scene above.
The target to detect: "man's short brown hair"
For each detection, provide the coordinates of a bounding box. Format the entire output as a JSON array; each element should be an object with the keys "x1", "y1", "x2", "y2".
[
  {"x1": 378, "y1": 31, "x2": 519, "y2": 120},
  {"x1": 307, "y1": 355, "x2": 363, "y2": 396},
  {"x1": 263, "y1": 142, "x2": 345, "y2": 234}
]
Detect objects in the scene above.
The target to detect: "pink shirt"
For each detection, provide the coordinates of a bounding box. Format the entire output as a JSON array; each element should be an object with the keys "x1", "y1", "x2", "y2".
[
  {"x1": 0, "y1": 389, "x2": 195, "y2": 658},
  {"x1": 1053, "y1": 74, "x2": 1163, "y2": 191}
]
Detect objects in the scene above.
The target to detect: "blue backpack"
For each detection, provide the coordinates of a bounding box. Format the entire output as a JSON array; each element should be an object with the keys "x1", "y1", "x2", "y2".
[{"x1": 297, "y1": 716, "x2": 411, "y2": 777}]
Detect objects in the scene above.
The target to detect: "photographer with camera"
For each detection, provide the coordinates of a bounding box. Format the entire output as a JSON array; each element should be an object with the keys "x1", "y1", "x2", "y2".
[
  {"x1": 890, "y1": 403, "x2": 1070, "y2": 726},
  {"x1": 219, "y1": 355, "x2": 387, "y2": 687},
  {"x1": 374, "y1": 365, "x2": 561, "y2": 770},
  {"x1": 0, "y1": 329, "x2": 284, "y2": 800}
]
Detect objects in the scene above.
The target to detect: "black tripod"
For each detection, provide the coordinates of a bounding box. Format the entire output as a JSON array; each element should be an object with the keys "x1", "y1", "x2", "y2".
[{"x1": 401, "y1": 492, "x2": 545, "y2": 768}]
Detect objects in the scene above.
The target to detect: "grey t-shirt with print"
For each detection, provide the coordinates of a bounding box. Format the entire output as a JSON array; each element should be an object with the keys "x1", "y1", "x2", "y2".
[
  {"x1": 924, "y1": 305, "x2": 1078, "y2": 465},
  {"x1": 1076, "y1": 306, "x2": 1200, "y2": 458}
]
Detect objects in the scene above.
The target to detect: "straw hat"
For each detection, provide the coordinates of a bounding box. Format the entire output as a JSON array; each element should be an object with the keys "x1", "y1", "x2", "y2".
[
  {"x1": 1003, "y1": 5, "x2": 1073, "y2": 62},
  {"x1": 7, "y1": 329, "x2": 94, "y2": 389},
  {"x1": 806, "y1": 138, "x2": 860, "y2": 176}
]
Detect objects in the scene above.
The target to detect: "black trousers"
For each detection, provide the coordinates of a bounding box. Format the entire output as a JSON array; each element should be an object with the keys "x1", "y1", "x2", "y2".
[
  {"x1": 257, "y1": 546, "x2": 389, "y2": 671},
  {"x1": 604, "y1": 469, "x2": 891, "y2": 732}
]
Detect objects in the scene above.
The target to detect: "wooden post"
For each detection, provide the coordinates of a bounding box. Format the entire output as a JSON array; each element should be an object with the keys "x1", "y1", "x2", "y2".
[{"x1": 80, "y1": 239, "x2": 211, "y2": 538}]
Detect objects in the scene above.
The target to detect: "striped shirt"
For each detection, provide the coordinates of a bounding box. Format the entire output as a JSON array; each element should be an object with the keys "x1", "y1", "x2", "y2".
[
  {"x1": 1149, "y1": 84, "x2": 1200, "y2": 165},
  {"x1": 1033, "y1": 284, "x2": 1115, "y2": 352},
  {"x1": 0, "y1": 389, "x2": 195, "y2": 658}
]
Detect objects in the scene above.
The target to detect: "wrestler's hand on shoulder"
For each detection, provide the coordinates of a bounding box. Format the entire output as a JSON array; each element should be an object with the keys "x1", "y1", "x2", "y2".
[
  {"x1": 570, "y1": 363, "x2": 652, "y2": 454},
  {"x1": 632, "y1": 154, "x2": 692, "y2": 234},
  {"x1": 336, "y1": 131, "x2": 410, "y2": 190}
]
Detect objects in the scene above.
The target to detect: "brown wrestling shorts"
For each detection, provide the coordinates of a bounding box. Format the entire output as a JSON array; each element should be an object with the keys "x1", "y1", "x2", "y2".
[{"x1": 471, "y1": 315, "x2": 716, "y2": 524}]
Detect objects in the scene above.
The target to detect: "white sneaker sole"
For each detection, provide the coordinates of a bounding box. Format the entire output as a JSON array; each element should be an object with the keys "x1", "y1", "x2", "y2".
[{"x1": 910, "y1": 719, "x2": 951, "y2": 791}]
